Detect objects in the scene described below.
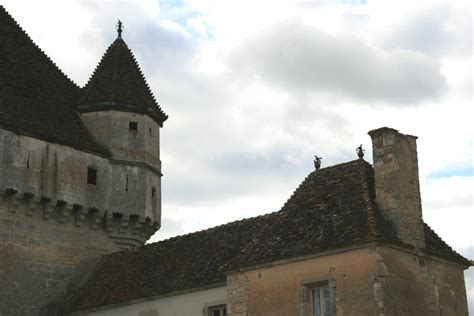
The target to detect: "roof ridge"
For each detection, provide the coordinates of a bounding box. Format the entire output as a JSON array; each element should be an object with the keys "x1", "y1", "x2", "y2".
[
  {"x1": 111, "y1": 210, "x2": 279, "y2": 256},
  {"x1": 422, "y1": 222, "x2": 470, "y2": 265},
  {"x1": 0, "y1": 5, "x2": 78, "y2": 88},
  {"x1": 280, "y1": 159, "x2": 361, "y2": 211},
  {"x1": 357, "y1": 158, "x2": 382, "y2": 239}
]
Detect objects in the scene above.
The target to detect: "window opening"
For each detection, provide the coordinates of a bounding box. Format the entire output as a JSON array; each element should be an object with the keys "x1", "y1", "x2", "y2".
[
  {"x1": 208, "y1": 305, "x2": 226, "y2": 316},
  {"x1": 312, "y1": 285, "x2": 330, "y2": 316},
  {"x1": 87, "y1": 167, "x2": 97, "y2": 185},
  {"x1": 149, "y1": 128, "x2": 152, "y2": 136},
  {"x1": 26, "y1": 150, "x2": 30, "y2": 169},
  {"x1": 125, "y1": 175, "x2": 129, "y2": 191},
  {"x1": 129, "y1": 121, "x2": 138, "y2": 131},
  {"x1": 151, "y1": 187, "x2": 156, "y2": 198}
]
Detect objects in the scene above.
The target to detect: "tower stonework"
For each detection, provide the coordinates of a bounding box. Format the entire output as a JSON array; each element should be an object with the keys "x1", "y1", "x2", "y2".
[
  {"x1": 0, "y1": 8, "x2": 167, "y2": 315},
  {"x1": 368, "y1": 127, "x2": 425, "y2": 249}
]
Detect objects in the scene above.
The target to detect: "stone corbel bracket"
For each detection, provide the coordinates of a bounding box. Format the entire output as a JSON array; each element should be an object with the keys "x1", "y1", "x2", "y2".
[{"x1": 0, "y1": 187, "x2": 159, "y2": 249}]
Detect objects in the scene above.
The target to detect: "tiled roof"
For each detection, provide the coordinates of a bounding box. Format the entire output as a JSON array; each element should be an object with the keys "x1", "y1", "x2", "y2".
[
  {"x1": 0, "y1": 5, "x2": 109, "y2": 156},
  {"x1": 77, "y1": 37, "x2": 168, "y2": 126},
  {"x1": 423, "y1": 223, "x2": 469, "y2": 265},
  {"x1": 65, "y1": 159, "x2": 470, "y2": 312}
]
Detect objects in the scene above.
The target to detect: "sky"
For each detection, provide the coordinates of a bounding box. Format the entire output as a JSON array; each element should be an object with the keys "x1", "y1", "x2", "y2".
[{"x1": 2, "y1": 0, "x2": 472, "y2": 311}]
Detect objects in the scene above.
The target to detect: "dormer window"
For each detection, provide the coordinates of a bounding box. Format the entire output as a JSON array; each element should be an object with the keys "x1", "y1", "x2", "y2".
[
  {"x1": 129, "y1": 121, "x2": 138, "y2": 131},
  {"x1": 87, "y1": 167, "x2": 97, "y2": 185}
]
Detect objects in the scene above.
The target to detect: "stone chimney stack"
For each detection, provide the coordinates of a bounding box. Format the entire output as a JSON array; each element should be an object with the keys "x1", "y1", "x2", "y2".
[{"x1": 368, "y1": 127, "x2": 425, "y2": 249}]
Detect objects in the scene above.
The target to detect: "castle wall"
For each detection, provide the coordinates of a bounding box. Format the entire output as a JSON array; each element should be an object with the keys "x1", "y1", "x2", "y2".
[
  {"x1": 0, "y1": 128, "x2": 161, "y2": 314},
  {"x1": 80, "y1": 111, "x2": 161, "y2": 171},
  {"x1": 0, "y1": 127, "x2": 161, "y2": 224},
  {"x1": 0, "y1": 191, "x2": 120, "y2": 316}
]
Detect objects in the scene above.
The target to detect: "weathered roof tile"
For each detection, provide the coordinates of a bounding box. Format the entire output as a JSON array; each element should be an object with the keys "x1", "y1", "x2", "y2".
[
  {"x1": 65, "y1": 159, "x2": 469, "y2": 312},
  {"x1": 77, "y1": 37, "x2": 168, "y2": 126},
  {"x1": 0, "y1": 5, "x2": 109, "y2": 156}
]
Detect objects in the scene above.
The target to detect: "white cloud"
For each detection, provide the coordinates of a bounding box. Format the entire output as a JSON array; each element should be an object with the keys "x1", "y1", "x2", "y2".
[{"x1": 227, "y1": 20, "x2": 447, "y2": 104}]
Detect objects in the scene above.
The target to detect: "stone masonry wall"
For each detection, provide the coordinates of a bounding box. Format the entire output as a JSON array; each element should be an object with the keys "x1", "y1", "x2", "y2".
[
  {"x1": 0, "y1": 127, "x2": 161, "y2": 226},
  {"x1": 0, "y1": 194, "x2": 119, "y2": 315},
  {"x1": 226, "y1": 247, "x2": 381, "y2": 316},
  {"x1": 0, "y1": 127, "x2": 161, "y2": 315},
  {"x1": 368, "y1": 127, "x2": 425, "y2": 249},
  {"x1": 226, "y1": 246, "x2": 469, "y2": 316},
  {"x1": 378, "y1": 246, "x2": 469, "y2": 316}
]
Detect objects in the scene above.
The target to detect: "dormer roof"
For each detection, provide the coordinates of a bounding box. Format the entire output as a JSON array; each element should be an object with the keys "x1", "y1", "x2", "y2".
[{"x1": 77, "y1": 36, "x2": 168, "y2": 126}]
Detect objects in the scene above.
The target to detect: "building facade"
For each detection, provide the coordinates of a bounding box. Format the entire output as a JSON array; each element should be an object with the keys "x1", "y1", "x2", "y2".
[{"x1": 0, "y1": 5, "x2": 471, "y2": 316}]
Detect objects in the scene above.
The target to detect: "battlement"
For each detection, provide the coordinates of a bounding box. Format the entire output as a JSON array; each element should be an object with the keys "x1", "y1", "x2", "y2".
[{"x1": 0, "y1": 187, "x2": 159, "y2": 248}]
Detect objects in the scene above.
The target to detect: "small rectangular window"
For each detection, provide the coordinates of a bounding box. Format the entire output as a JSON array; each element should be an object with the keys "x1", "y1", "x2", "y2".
[
  {"x1": 151, "y1": 187, "x2": 156, "y2": 198},
  {"x1": 129, "y1": 121, "x2": 138, "y2": 131},
  {"x1": 312, "y1": 285, "x2": 330, "y2": 316},
  {"x1": 26, "y1": 150, "x2": 30, "y2": 169},
  {"x1": 302, "y1": 280, "x2": 333, "y2": 316},
  {"x1": 208, "y1": 305, "x2": 226, "y2": 316},
  {"x1": 87, "y1": 167, "x2": 97, "y2": 185}
]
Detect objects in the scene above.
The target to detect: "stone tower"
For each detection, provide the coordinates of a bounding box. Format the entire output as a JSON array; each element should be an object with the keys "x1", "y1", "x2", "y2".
[
  {"x1": 0, "y1": 7, "x2": 167, "y2": 314},
  {"x1": 77, "y1": 29, "x2": 168, "y2": 247}
]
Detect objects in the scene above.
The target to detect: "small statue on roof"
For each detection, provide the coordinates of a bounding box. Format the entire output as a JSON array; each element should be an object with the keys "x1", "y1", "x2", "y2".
[
  {"x1": 356, "y1": 144, "x2": 365, "y2": 159},
  {"x1": 314, "y1": 155, "x2": 322, "y2": 171},
  {"x1": 117, "y1": 19, "x2": 123, "y2": 38}
]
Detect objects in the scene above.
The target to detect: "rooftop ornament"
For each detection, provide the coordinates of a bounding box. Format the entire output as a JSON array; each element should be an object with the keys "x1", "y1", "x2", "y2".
[
  {"x1": 314, "y1": 155, "x2": 322, "y2": 171},
  {"x1": 116, "y1": 19, "x2": 123, "y2": 38},
  {"x1": 356, "y1": 144, "x2": 365, "y2": 159}
]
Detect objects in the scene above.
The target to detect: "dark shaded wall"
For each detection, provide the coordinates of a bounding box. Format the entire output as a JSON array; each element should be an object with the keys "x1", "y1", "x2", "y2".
[{"x1": 0, "y1": 198, "x2": 119, "y2": 315}]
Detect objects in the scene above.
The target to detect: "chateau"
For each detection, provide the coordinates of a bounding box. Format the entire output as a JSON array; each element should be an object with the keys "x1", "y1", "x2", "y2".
[{"x1": 0, "y1": 6, "x2": 471, "y2": 316}]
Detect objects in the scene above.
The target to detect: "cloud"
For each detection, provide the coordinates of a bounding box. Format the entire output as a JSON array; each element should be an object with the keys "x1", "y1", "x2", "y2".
[
  {"x1": 378, "y1": 2, "x2": 472, "y2": 58},
  {"x1": 227, "y1": 20, "x2": 447, "y2": 105}
]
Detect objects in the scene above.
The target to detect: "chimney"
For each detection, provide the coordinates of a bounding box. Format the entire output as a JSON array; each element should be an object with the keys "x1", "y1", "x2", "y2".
[{"x1": 368, "y1": 127, "x2": 425, "y2": 249}]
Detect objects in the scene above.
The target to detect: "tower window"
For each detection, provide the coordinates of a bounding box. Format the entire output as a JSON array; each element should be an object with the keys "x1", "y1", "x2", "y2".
[
  {"x1": 26, "y1": 150, "x2": 30, "y2": 169},
  {"x1": 129, "y1": 121, "x2": 138, "y2": 131},
  {"x1": 151, "y1": 187, "x2": 156, "y2": 198},
  {"x1": 149, "y1": 128, "x2": 152, "y2": 136},
  {"x1": 87, "y1": 167, "x2": 97, "y2": 185},
  {"x1": 125, "y1": 175, "x2": 129, "y2": 192}
]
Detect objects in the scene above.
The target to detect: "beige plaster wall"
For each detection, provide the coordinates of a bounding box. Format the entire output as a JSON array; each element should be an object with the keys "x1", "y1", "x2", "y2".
[
  {"x1": 227, "y1": 247, "x2": 381, "y2": 316},
  {"x1": 226, "y1": 246, "x2": 469, "y2": 316},
  {"x1": 378, "y1": 247, "x2": 468, "y2": 316}
]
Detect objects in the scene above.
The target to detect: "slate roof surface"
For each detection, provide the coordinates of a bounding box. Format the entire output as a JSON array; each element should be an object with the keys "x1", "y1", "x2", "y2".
[
  {"x1": 67, "y1": 159, "x2": 470, "y2": 312},
  {"x1": 77, "y1": 37, "x2": 168, "y2": 126},
  {"x1": 0, "y1": 6, "x2": 109, "y2": 156}
]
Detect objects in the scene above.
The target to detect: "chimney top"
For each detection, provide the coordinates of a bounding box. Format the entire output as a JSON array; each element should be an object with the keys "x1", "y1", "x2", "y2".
[{"x1": 368, "y1": 127, "x2": 425, "y2": 248}]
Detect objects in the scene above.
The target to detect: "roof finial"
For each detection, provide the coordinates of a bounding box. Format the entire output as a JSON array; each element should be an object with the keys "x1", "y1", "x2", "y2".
[
  {"x1": 116, "y1": 19, "x2": 123, "y2": 38},
  {"x1": 314, "y1": 155, "x2": 322, "y2": 171},
  {"x1": 356, "y1": 144, "x2": 365, "y2": 159}
]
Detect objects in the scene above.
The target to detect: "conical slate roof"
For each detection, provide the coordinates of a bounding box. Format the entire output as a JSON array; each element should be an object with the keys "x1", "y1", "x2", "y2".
[{"x1": 78, "y1": 36, "x2": 168, "y2": 126}]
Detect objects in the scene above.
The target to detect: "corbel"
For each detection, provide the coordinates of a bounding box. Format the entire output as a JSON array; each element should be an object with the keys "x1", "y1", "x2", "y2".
[
  {"x1": 25, "y1": 194, "x2": 40, "y2": 217},
  {"x1": 42, "y1": 198, "x2": 55, "y2": 220},
  {"x1": 74, "y1": 205, "x2": 86, "y2": 227}
]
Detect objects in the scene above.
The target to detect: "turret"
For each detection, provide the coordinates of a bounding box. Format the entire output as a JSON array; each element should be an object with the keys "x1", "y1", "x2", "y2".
[{"x1": 77, "y1": 22, "x2": 168, "y2": 238}]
